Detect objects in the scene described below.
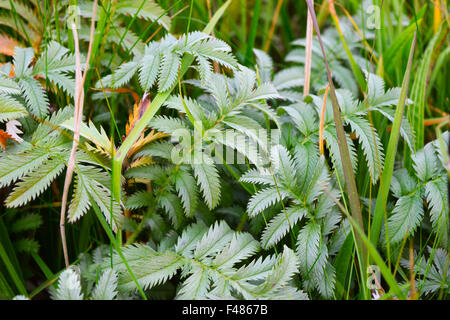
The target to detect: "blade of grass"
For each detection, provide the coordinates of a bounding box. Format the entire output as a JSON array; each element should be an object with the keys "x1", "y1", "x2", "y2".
[
  {"x1": 316, "y1": 0, "x2": 329, "y2": 28},
  {"x1": 406, "y1": 25, "x2": 447, "y2": 169},
  {"x1": 112, "y1": 0, "x2": 232, "y2": 202},
  {"x1": 106, "y1": 0, "x2": 147, "y2": 67},
  {"x1": 327, "y1": 0, "x2": 366, "y2": 93},
  {"x1": 244, "y1": 0, "x2": 261, "y2": 65},
  {"x1": 304, "y1": 0, "x2": 366, "y2": 270},
  {"x1": 319, "y1": 182, "x2": 406, "y2": 299},
  {"x1": 279, "y1": 0, "x2": 294, "y2": 46},
  {"x1": 240, "y1": 0, "x2": 247, "y2": 48},
  {"x1": 0, "y1": 216, "x2": 23, "y2": 280},
  {"x1": 0, "y1": 240, "x2": 27, "y2": 295},
  {"x1": 303, "y1": 0, "x2": 313, "y2": 95},
  {"x1": 370, "y1": 30, "x2": 417, "y2": 248},
  {"x1": 263, "y1": 0, "x2": 284, "y2": 52},
  {"x1": 0, "y1": 271, "x2": 15, "y2": 299},
  {"x1": 117, "y1": 1, "x2": 183, "y2": 66},
  {"x1": 31, "y1": 252, "x2": 53, "y2": 280},
  {"x1": 319, "y1": 83, "x2": 329, "y2": 155}
]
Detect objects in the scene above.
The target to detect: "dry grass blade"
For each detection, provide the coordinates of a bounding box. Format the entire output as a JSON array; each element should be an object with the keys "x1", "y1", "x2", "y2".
[
  {"x1": 303, "y1": 0, "x2": 313, "y2": 95},
  {"x1": 433, "y1": 0, "x2": 442, "y2": 34},
  {"x1": 5, "y1": 120, "x2": 23, "y2": 143},
  {"x1": 59, "y1": 0, "x2": 98, "y2": 268},
  {"x1": 263, "y1": 0, "x2": 284, "y2": 52}
]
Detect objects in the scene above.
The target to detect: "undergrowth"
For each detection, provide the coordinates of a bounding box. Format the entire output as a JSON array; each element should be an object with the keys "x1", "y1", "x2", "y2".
[{"x1": 0, "y1": 0, "x2": 448, "y2": 300}]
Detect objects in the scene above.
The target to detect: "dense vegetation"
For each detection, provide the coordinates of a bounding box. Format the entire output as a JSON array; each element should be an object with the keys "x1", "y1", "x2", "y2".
[{"x1": 0, "y1": 0, "x2": 448, "y2": 300}]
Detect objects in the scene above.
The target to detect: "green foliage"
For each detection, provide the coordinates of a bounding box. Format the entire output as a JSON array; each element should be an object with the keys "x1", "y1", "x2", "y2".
[
  {"x1": 0, "y1": 106, "x2": 124, "y2": 231},
  {"x1": 401, "y1": 247, "x2": 450, "y2": 297},
  {"x1": 242, "y1": 142, "x2": 342, "y2": 298},
  {"x1": 281, "y1": 10, "x2": 375, "y2": 96},
  {"x1": 100, "y1": 32, "x2": 238, "y2": 92},
  {"x1": 3, "y1": 211, "x2": 42, "y2": 255},
  {"x1": 1, "y1": 0, "x2": 448, "y2": 302},
  {"x1": 100, "y1": 220, "x2": 308, "y2": 300},
  {"x1": 0, "y1": 42, "x2": 78, "y2": 121},
  {"x1": 48, "y1": 267, "x2": 120, "y2": 300},
  {"x1": 386, "y1": 133, "x2": 449, "y2": 248},
  {"x1": 123, "y1": 65, "x2": 281, "y2": 230}
]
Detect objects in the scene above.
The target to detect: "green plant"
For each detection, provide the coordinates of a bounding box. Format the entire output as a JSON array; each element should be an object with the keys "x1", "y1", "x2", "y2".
[
  {"x1": 386, "y1": 132, "x2": 449, "y2": 248},
  {"x1": 100, "y1": 220, "x2": 308, "y2": 300},
  {"x1": 0, "y1": 0, "x2": 449, "y2": 302},
  {"x1": 401, "y1": 247, "x2": 450, "y2": 298}
]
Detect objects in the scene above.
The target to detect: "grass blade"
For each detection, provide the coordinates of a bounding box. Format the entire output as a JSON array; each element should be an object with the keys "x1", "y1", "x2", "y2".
[
  {"x1": 320, "y1": 183, "x2": 406, "y2": 299},
  {"x1": 0, "y1": 240, "x2": 27, "y2": 296},
  {"x1": 303, "y1": 0, "x2": 313, "y2": 96},
  {"x1": 327, "y1": 0, "x2": 366, "y2": 93},
  {"x1": 370, "y1": 30, "x2": 418, "y2": 248},
  {"x1": 304, "y1": 0, "x2": 366, "y2": 267},
  {"x1": 408, "y1": 25, "x2": 447, "y2": 153},
  {"x1": 244, "y1": 0, "x2": 261, "y2": 65}
]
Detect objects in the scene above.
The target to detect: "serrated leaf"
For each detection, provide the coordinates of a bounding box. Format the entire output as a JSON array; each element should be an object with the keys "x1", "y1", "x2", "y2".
[
  {"x1": 174, "y1": 169, "x2": 199, "y2": 216},
  {"x1": 214, "y1": 233, "x2": 260, "y2": 269},
  {"x1": 125, "y1": 190, "x2": 153, "y2": 210},
  {"x1": 11, "y1": 213, "x2": 42, "y2": 233},
  {"x1": 387, "y1": 191, "x2": 424, "y2": 245},
  {"x1": 6, "y1": 158, "x2": 65, "y2": 208},
  {"x1": 192, "y1": 154, "x2": 221, "y2": 210},
  {"x1": 261, "y1": 206, "x2": 307, "y2": 249},
  {"x1": 91, "y1": 269, "x2": 119, "y2": 300},
  {"x1": 296, "y1": 221, "x2": 321, "y2": 278},
  {"x1": 51, "y1": 269, "x2": 84, "y2": 300},
  {"x1": 111, "y1": 61, "x2": 139, "y2": 88},
  {"x1": 0, "y1": 95, "x2": 27, "y2": 123},
  {"x1": 0, "y1": 149, "x2": 49, "y2": 187},
  {"x1": 247, "y1": 187, "x2": 288, "y2": 217},
  {"x1": 176, "y1": 265, "x2": 210, "y2": 300},
  {"x1": 175, "y1": 222, "x2": 208, "y2": 257},
  {"x1": 18, "y1": 76, "x2": 49, "y2": 117},
  {"x1": 158, "y1": 53, "x2": 180, "y2": 92},
  {"x1": 139, "y1": 53, "x2": 160, "y2": 90},
  {"x1": 194, "y1": 221, "x2": 234, "y2": 261},
  {"x1": 345, "y1": 114, "x2": 384, "y2": 183},
  {"x1": 118, "y1": 251, "x2": 182, "y2": 292},
  {"x1": 13, "y1": 47, "x2": 34, "y2": 78}
]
